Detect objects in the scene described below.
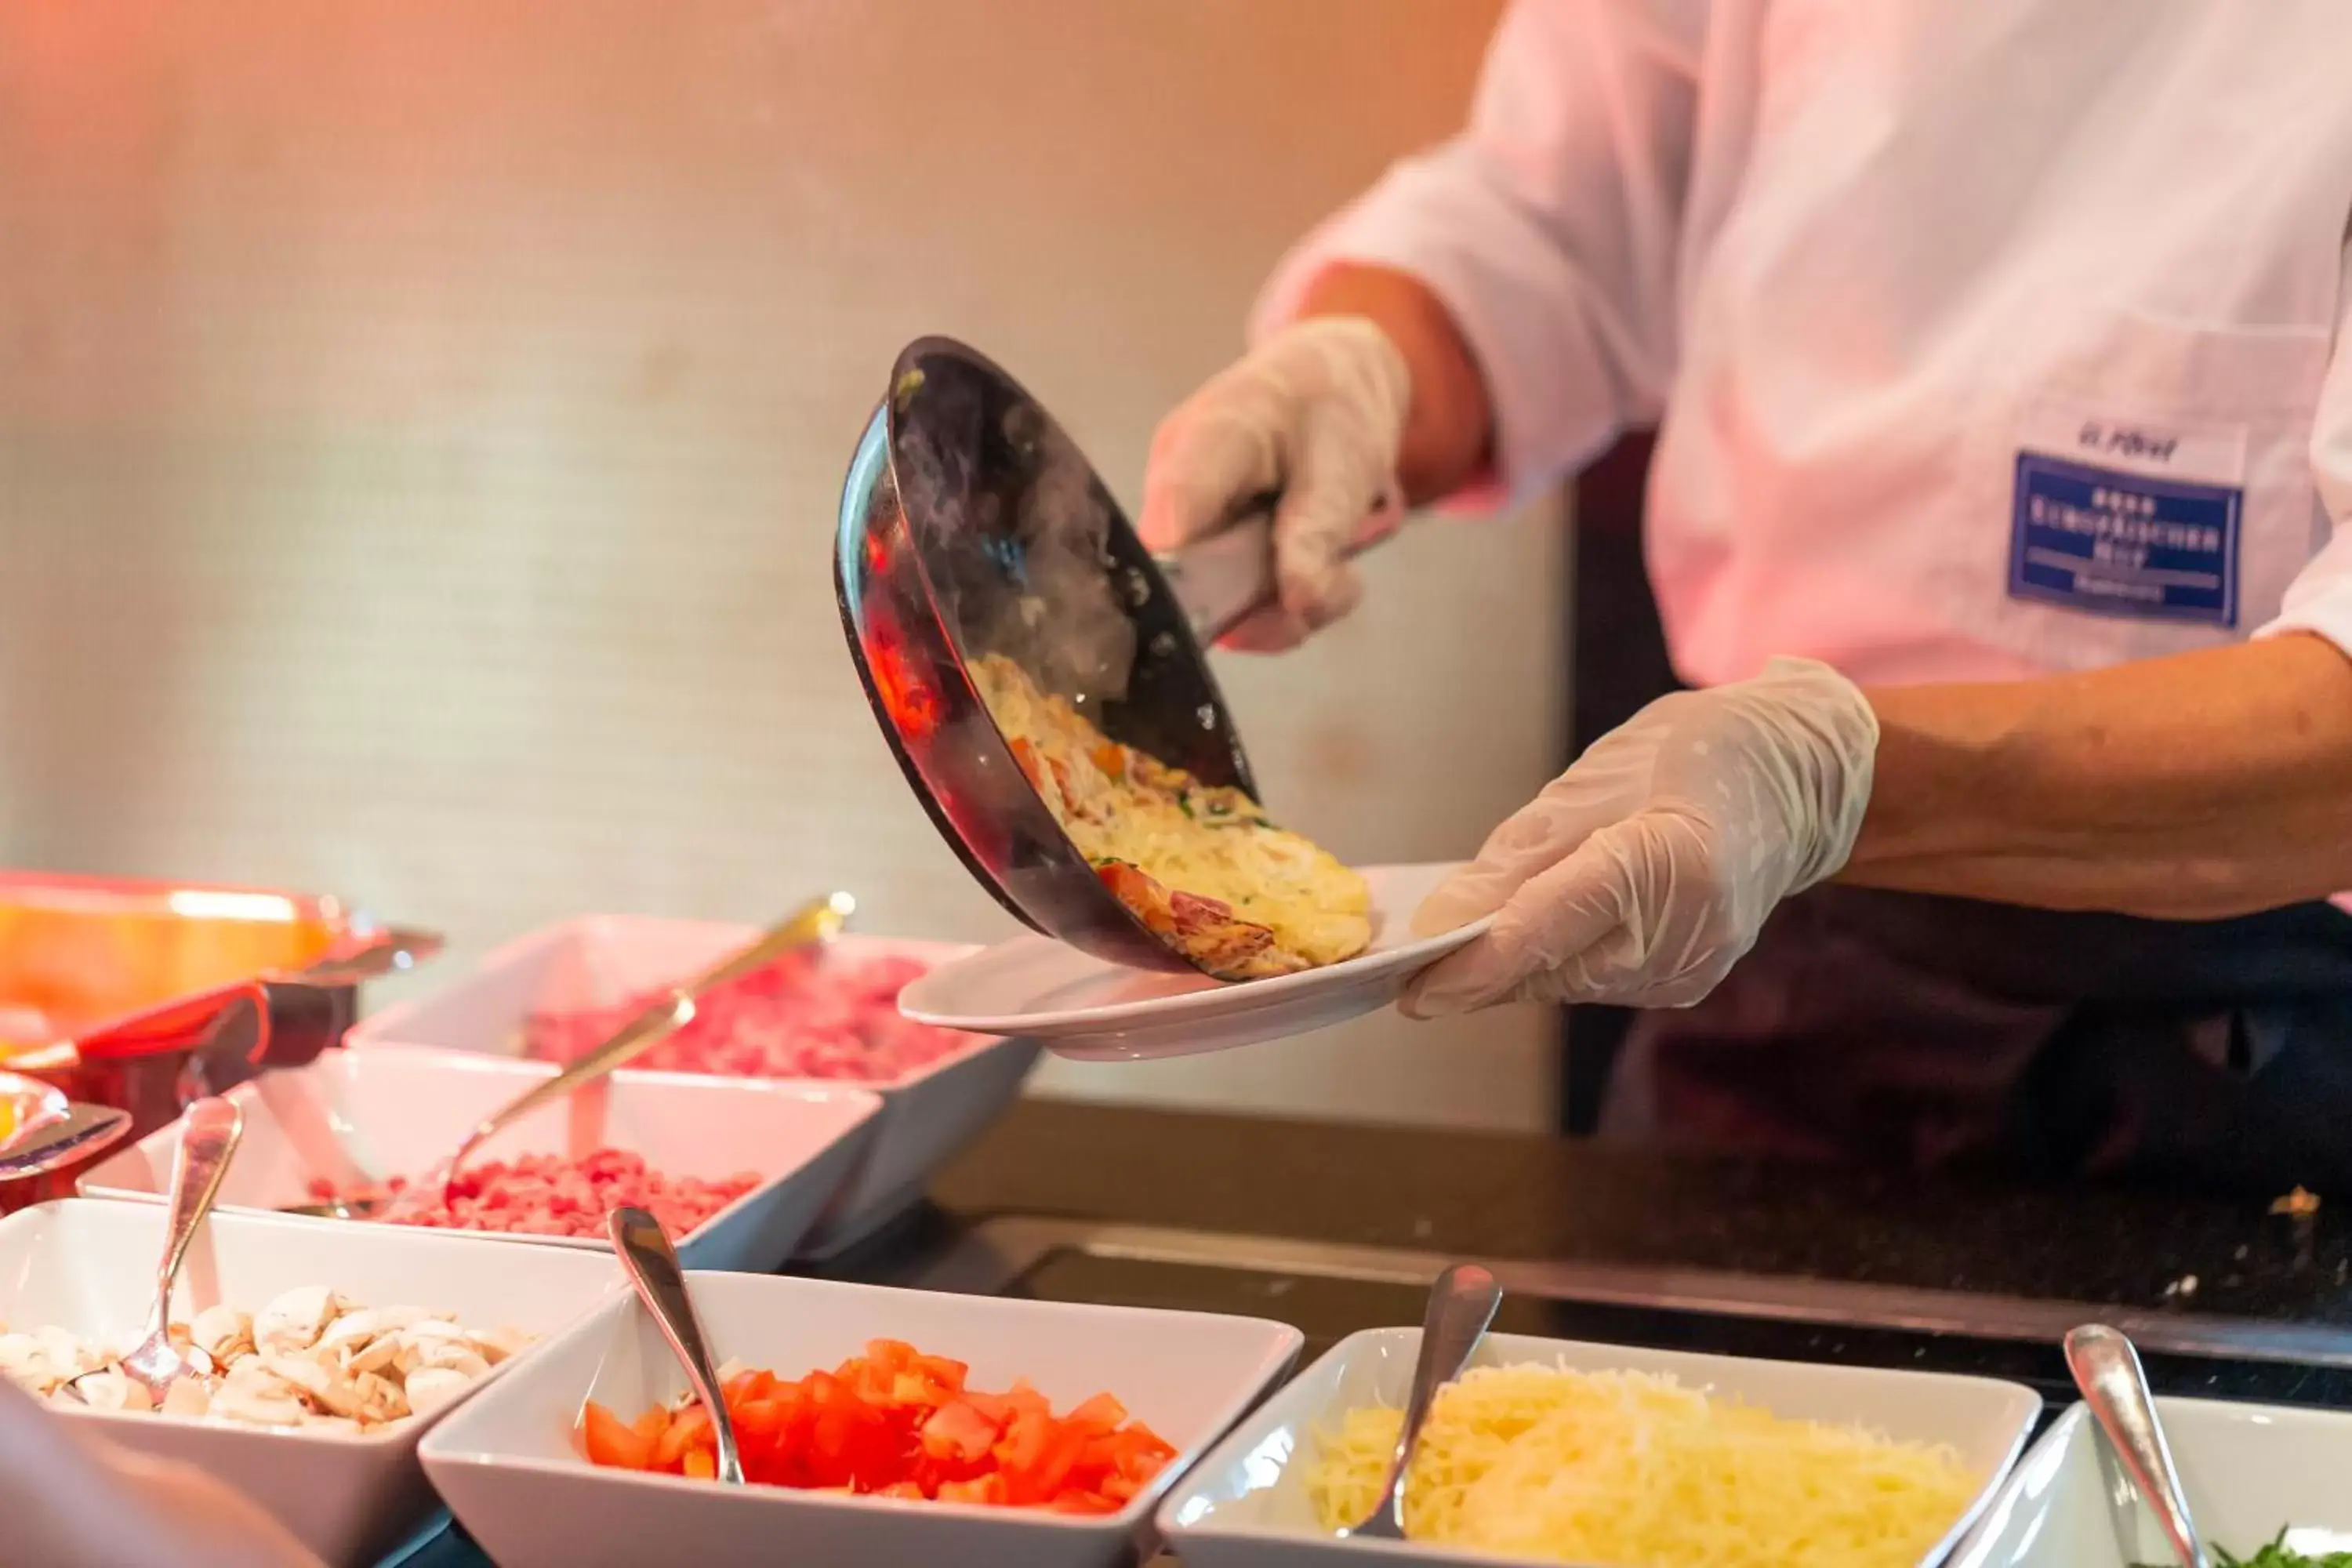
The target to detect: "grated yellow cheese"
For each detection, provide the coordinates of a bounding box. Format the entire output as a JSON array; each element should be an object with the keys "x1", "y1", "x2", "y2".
[{"x1": 1306, "y1": 1364, "x2": 1978, "y2": 1567}]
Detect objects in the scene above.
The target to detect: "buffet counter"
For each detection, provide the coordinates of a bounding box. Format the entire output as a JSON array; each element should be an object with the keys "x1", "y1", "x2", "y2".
[
  {"x1": 372, "y1": 1094, "x2": 2352, "y2": 1565},
  {"x1": 852, "y1": 1098, "x2": 2352, "y2": 1406}
]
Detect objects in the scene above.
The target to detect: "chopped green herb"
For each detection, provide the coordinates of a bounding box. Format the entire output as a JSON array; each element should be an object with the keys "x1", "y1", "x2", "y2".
[{"x1": 2139, "y1": 1528, "x2": 2352, "y2": 1567}]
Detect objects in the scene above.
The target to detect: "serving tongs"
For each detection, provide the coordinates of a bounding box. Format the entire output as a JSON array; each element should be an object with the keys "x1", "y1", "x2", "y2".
[
  {"x1": 834, "y1": 336, "x2": 1388, "y2": 978},
  {"x1": 0, "y1": 1073, "x2": 134, "y2": 1185}
]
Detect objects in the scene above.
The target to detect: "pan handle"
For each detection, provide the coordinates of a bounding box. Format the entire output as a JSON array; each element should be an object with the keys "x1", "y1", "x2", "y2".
[{"x1": 1154, "y1": 490, "x2": 1400, "y2": 645}]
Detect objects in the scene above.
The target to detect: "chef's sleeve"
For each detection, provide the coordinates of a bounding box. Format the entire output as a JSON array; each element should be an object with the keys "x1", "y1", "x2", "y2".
[
  {"x1": 1254, "y1": 0, "x2": 1707, "y2": 512},
  {"x1": 2260, "y1": 256, "x2": 2352, "y2": 655}
]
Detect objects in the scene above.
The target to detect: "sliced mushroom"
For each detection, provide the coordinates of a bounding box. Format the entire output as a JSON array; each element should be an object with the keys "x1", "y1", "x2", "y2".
[
  {"x1": 160, "y1": 1377, "x2": 212, "y2": 1419},
  {"x1": 1, "y1": 1293, "x2": 528, "y2": 1432},
  {"x1": 346, "y1": 1333, "x2": 403, "y2": 1377},
  {"x1": 354, "y1": 1370, "x2": 406, "y2": 1425},
  {"x1": 71, "y1": 1370, "x2": 152, "y2": 1414},
  {"x1": 188, "y1": 1306, "x2": 255, "y2": 1364},
  {"x1": 0, "y1": 1332, "x2": 63, "y2": 1395},
  {"x1": 466, "y1": 1326, "x2": 530, "y2": 1366},
  {"x1": 414, "y1": 1345, "x2": 491, "y2": 1381},
  {"x1": 34, "y1": 1327, "x2": 95, "y2": 1377},
  {"x1": 390, "y1": 1323, "x2": 485, "y2": 1378},
  {"x1": 401, "y1": 1365, "x2": 473, "y2": 1417},
  {"x1": 209, "y1": 1375, "x2": 309, "y2": 1427},
  {"x1": 256, "y1": 1287, "x2": 341, "y2": 1354},
  {"x1": 307, "y1": 1368, "x2": 374, "y2": 1421},
  {"x1": 317, "y1": 1308, "x2": 397, "y2": 1358}
]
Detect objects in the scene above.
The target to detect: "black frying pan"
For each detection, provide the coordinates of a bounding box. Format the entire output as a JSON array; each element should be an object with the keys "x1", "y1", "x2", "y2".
[{"x1": 833, "y1": 336, "x2": 1328, "y2": 977}]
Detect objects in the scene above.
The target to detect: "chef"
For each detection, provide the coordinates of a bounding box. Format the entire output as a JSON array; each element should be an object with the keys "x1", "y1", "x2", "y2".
[{"x1": 1139, "y1": 2, "x2": 2352, "y2": 1192}]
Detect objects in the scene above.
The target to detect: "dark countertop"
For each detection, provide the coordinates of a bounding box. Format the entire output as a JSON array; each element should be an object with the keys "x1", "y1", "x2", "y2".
[
  {"x1": 394, "y1": 1098, "x2": 2352, "y2": 1567},
  {"x1": 924, "y1": 1098, "x2": 2352, "y2": 1323}
]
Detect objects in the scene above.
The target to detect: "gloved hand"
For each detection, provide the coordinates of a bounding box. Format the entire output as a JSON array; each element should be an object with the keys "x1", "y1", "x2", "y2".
[
  {"x1": 1137, "y1": 317, "x2": 1412, "y2": 651},
  {"x1": 1403, "y1": 659, "x2": 1879, "y2": 1016}
]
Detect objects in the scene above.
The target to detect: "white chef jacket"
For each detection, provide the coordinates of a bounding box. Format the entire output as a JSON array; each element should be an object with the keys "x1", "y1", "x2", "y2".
[{"x1": 1257, "y1": 0, "x2": 2352, "y2": 689}]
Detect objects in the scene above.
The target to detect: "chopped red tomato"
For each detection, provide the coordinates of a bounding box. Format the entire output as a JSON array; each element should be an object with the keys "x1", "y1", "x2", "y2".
[
  {"x1": 582, "y1": 1401, "x2": 655, "y2": 1470},
  {"x1": 582, "y1": 1340, "x2": 1176, "y2": 1513}
]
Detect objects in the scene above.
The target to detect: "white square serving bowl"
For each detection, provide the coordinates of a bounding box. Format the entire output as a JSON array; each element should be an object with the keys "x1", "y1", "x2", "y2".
[
  {"x1": 345, "y1": 914, "x2": 1042, "y2": 1255},
  {"x1": 1156, "y1": 1327, "x2": 2043, "y2": 1568},
  {"x1": 419, "y1": 1270, "x2": 1304, "y2": 1568},
  {"x1": 76, "y1": 1046, "x2": 881, "y2": 1271},
  {"x1": 0, "y1": 1198, "x2": 623, "y2": 1566},
  {"x1": 1948, "y1": 1396, "x2": 2352, "y2": 1566}
]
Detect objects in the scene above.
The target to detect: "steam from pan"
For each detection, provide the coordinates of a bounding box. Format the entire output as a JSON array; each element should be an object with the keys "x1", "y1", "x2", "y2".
[{"x1": 895, "y1": 383, "x2": 1138, "y2": 707}]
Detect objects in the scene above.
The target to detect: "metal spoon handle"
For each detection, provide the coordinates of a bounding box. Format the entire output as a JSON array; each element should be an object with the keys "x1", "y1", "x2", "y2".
[
  {"x1": 608, "y1": 1205, "x2": 743, "y2": 1486},
  {"x1": 1363, "y1": 1262, "x2": 1501, "y2": 1537},
  {"x1": 447, "y1": 893, "x2": 854, "y2": 1172},
  {"x1": 2065, "y1": 1324, "x2": 2211, "y2": 1568},
  {"x1": 156, "y1": 1098, "x2": 242, "y2": 1308}
]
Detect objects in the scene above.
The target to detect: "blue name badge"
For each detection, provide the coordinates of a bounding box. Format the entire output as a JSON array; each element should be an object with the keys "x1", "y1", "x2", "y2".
[{"x1": 2009, "y1": 451, "x2": 2241, "y2": 626}]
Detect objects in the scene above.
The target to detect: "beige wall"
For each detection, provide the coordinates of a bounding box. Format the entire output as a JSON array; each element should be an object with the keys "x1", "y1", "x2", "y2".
[{"x1": 0, "y1": 2, "x2": 1566, "y2": 1130}]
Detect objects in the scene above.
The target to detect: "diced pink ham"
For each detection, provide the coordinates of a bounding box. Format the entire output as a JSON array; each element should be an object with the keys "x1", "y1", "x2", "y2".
[
  {"x1": 520, "y1": 949, "x2": 973, "y2": 1083},
  {"x1": 353, "y1": 1148, "x2": 758, "y2": 1240}
]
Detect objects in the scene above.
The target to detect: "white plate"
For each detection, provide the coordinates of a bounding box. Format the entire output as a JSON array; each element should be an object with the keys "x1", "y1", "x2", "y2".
[
  {"x1": 77, "y1": 1047, "x2": 881, "y2": 1272},
  {"x1": 345, "y1": 916, "x2": 1040, "y2": 1256},
  {"x1": 1157, "y1": 1326, "x2": 2042, "y2": 1568},
  {"x1": 0, "y1": 1199, "x2": 624, "y2": 1566},
  {"x1": 420, "y1": 1269, "x2": 1304, "y2": 1568},
  {"x1": 1948, "y1": 1396, "x2": 2352, "y2": 1566},
  {"x1": 899, "y1": 863, "x2": 1490, "y2": 1061}
]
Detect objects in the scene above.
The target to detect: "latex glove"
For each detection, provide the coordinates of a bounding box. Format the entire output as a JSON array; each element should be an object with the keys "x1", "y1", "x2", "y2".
[
  {"x1": 1137, "y1": 317, "x2": 1412, "y2": 651},
  {"x1": 0, "y1": 1380, "x2": 324, "y2": 1568},
  {"x1": 1403, "y1": 659, "x2": 1879, "y2": 1015}
]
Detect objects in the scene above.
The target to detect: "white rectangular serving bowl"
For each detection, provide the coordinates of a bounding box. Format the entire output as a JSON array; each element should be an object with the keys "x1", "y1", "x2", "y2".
[
  {"x1": 419, "y1": 1270, "x2": 1305, "y2": 1568},
  {"x1": 1158, "y1": 1327, "x2": 2042, "y2": 1568},
  {"x1": 1949, "y1": 1396, "x2": 2352, "y2": 1566},
  {"x1": 77, "y1": 1046, "x2": 881, "y2": 1271},
  {"x1": 345, "y1": 914, "x2": 1041, "y2": 1255},
  {"x1": 0, "y1": 1199, "x2": 623, "y2": 1566}
]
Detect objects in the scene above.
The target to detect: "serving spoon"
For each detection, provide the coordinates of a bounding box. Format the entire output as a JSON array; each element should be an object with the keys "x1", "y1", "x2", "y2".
[
  {"x1": 64, "y1": 1097, "x2": 243, "y2": 1407},
  {"x1": 280, "y1": 893, "x2": 853, "y2": 1221},
  {"x1": 1345, "y1": 1262, "x2": 1503, "y2": 1540},
  {"x1": 584, "y1": 1203, "x2": 745, "y2": 1485},
  {"x1": 2065, "y1": 1323, "x2": 2212, "y2": 1568}
]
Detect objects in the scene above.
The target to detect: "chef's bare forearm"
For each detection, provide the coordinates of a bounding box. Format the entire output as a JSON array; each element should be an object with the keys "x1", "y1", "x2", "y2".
[
  {"x1": 1297, "y1": 263, "x2": 1494, "y2": 503},
  {"x1": 1842, "y1": 633, "x2": 2352, "y2": 917}
]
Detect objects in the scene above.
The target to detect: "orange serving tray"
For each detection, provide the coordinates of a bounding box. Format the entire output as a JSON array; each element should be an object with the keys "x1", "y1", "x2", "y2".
[{"x1": 0, "y1": 869, "x2": 437, "y2": 1206}]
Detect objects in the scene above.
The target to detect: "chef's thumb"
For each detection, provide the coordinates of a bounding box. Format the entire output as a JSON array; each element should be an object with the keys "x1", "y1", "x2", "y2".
[
  {"x1": 1403, "y1": 829, "x2": 1634, "y2": 1018},
  {"x1": 1412, "y1": 789, "x2": 1617, "y2": 940}
]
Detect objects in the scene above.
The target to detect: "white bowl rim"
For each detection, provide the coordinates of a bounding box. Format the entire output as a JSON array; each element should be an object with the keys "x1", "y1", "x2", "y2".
[
  {"x1": 1156, "y1": 1323, "x2": 2043, "y2": 1548},
  {"x1": 76, "y1": 1048, "x2": 887, "y2": 1254},
  {"x1": 2, "y1": 1199, "x2": 629, "y2": 1450},
  {"x1": 422, "y1": 1269, "x2": 1305, "y2": 1532},
  {"x1": 350, "y1": 917, "x2": 1011, "y2": 1092}
]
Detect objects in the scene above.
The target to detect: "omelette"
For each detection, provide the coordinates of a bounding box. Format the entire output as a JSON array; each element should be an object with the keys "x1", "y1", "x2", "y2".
[{"x1": 971, "y1": 654, "x2": 1371, "y2": 981}]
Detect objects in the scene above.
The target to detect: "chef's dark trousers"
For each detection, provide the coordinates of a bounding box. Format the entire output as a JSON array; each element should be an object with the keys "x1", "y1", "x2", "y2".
[{"x1": 1602, "y1": 885, "x2": 2352, "y2": 1196}]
